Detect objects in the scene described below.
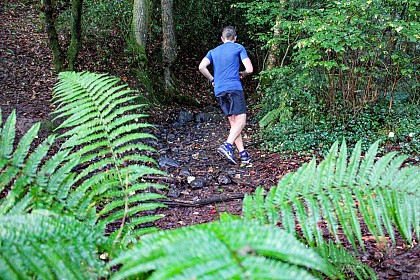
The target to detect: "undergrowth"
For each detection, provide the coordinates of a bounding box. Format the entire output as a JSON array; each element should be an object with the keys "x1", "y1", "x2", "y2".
[{"x1": 259, "y1": 95, "x2": 419, "y2": 159}]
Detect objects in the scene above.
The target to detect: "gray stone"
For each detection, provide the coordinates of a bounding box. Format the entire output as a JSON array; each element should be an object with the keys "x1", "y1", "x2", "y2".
[
  {"x1": 158, "y1": 157, "x2": 180, "y2": 167},
  {"x1": 167, "y1": 187, "x2": 181, "y2": 198},
  {"x1": 189, "y1": 178, "x2": 207, "y2": 189},
  {"x1": 179, "y1": 167, "x2": 191, "y2": 177},
  {"x1": 217, "y1": 175, "x2": 232, "y2": 185},
  {"x1": 195, "y1": 112, "x2": 213, "y2": 123},
  {"x1": 178, "y1": 110, "x2": 194, "y2": 124}
]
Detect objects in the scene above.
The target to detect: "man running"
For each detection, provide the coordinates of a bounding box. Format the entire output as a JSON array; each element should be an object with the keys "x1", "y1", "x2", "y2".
[{"x1": 198, "y1": 26, "x2": 253, "y2": 164}]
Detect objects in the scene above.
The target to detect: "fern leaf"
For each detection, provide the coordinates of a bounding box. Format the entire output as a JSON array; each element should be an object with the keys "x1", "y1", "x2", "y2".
[
  {"x1": 317, "y1": 240, "x2": 377, "y2": 280},
  {"x1": 0, "y1": 213, "x2": 106, "y2": 279},
  {"x1": 357, "y1": 140, "x2": 379, "y2": 187},
  {"x1": 98, "y1": 193, "x2": 165, "y2": 217},
  {"x1": 335, "y1": 138, "x2": 348, "y2": 187},
  {"x1": 264, "y1": 186, "x2": 280, "y2": 224},
  {"x1": 343, "y1": 188, "x2": 364, "y2": 249},
  {"x1": 319, "y1": 193, "x2": 340, "y2": 243},
  {"x1": 344, "y1": 140, "x2": 362, "y2": 186},
  {"x1": 377, "y1": 188, "x2": 396, "y2": 243},
  {"x1": 12, "y1": 123, "x2": 40, "y2": 167},
  {"x1": 0, "y1": 110, "x2": 16, "y2": 161},
  {"x1": 0, "y1": 109, "x2": 74, "y2": 216},
  {"x1": 353, "y1": 188, "x2": 382, "y2": 242},
  {"x1": 110, "y1": 220, "x2": 337, "y2": 280},
  {"x1": 50, "y1": 71, "x2": 168, "y2": 245},
  {"x1": 243, "y1": 139, "x2": 419, "y2": 261},
  {"x1": 259, "y1": 107, "x2": 284, "y2": 129}
]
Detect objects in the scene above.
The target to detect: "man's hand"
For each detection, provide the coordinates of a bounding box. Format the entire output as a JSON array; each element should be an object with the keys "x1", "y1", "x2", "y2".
[{"x1": 240, "y1": 71, "x2": 250, "y2": 79}]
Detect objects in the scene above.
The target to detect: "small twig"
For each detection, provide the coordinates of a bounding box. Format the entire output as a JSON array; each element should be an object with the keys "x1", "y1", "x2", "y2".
[
  {"x1": 230, "y1": 178, "x2": 255, "y2": 187},
  {"x1": 143, "y1": 175, "x2": 175, "y2": 182},
  {"x1": 157, "y1": 194, "x2": 245, "y2": 207}
]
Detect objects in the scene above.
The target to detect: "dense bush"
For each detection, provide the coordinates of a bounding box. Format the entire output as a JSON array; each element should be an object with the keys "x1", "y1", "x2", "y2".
[
  {"x1": 237, "y1": 0, "x2": 419, "y2": 155},
  {"x1": 259, "y1": 93, "x2": 420, "y2": 157}
]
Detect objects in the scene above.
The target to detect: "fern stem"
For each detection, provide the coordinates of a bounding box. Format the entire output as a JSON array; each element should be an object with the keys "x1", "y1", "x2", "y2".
[{"x1": 110, "y1": 174, "x2": 131, "y2": 258}]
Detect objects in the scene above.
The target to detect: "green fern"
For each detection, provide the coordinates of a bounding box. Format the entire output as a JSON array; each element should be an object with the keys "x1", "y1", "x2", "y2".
[
  {"x1": 52, "y1": 71, "x2": 167, "y2": 245},
  {"x1": 259, "y1": 107, "x2": 289, "y2": 129},
  {"x1": 0, "y1": 109, "x2": 77, "y2": 215},
  {"x1": 243, "y1": 139, "x2": 419, "y2": 278},
  {"x1": 110, "y1": 219, "x2": 339, "y2": 280},
  {"x1": 0, "y1": 211, "x2": 106, "y2": 280}
]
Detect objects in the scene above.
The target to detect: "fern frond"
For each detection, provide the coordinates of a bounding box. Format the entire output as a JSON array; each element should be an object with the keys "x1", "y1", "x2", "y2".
[
  {"x1": 11, "y1": 122, "x2": 40, "y2": 167},
  {"x1": 110, "y1": 220, "x2": 338, "y2": 280},
  {"x1": 0, "y1": 110, "x2": 76, "y2": 216},
  {"x1": 243, "y1": 140, "x2": 420, "y2": 278},
  {"x1": 316, "y1": 240, "x2": 377, "y2": 280},
  {"x1": 52, "y1": 71, "x2": 167, "y2": 244},
  {"x1": 259, "y1": 107, "x2": 284, "y2": 129},
  {"x1": 0, "y1": 212, "x2": 106, "y2": 280},
  {"x1": 0, "y1": 110, "x2": 16, "y2": 161}
]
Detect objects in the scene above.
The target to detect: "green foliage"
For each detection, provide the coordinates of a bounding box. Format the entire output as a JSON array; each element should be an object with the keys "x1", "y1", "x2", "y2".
[
  {"x1": 0, "y1": 211, "x2": 106, "y2": 279},
  {"x1": 0, "y1": 109, "x2": 77, "y2": 215},
  {"x1": 52, "y1": 71, "x2": 167, "y2": 244},
  {"x1": 243, "y1": 140, "x2": 420, "y2": 278},
  {"x1": 82, "y1": 0, "x2": 132, "y2": 58},
  {"x1": 110, "y1": 219, "x2": 338, "y2": 280},
  {"x1": 259, "y1": 96, "x2": 420, "y2": 156},
  {"x1": 175, "y1": 0, "x2": 254, "y2": 57},
  {"x1": 233, "y1": 0, "x2": 282, "y2": 43},
  {"x1": 238, "y1": 0, "x2": 419, "y2": 154},
  {"x1": 257, "y1": 66, "x2": 320, "y2": 130},
  {"x1": 292, "y1": 0, "x2": 419, "y2": 106},
  {"x1": 1, "y1": 71, "x2": 168, "y2": 278}
]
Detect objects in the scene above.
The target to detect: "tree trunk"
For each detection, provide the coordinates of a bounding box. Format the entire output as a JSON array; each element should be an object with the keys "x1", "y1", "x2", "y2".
[
  {"x1": 42, "y1": 0, "x2": 64, "y2": 71},
  {"x1": 133, "y1": 0, "x2": 148, "y2": 47},
  {"x1": 266, "y1": 18, "x2": 282, "y2": 70},
  {"x1": 266, "y1": 0, "x2": 288, "y2": 70},
  {"x1": 132, "y1": 0, "x2": 149, "y2": 68},
  {"x1": 66, "y1": 0, "x2": 83, "y2": 71},
  {"x1": 161, "y1": 0, "x2": 176, "y2": 92}
]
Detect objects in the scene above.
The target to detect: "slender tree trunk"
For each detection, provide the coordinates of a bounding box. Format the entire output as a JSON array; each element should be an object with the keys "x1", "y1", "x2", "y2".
[
  {"x1": 132, "y1": 0, "x2": 148, "y2": 68},
  {"x1": 266, "y1": 18, "x2": 282, "y2": 70},
  {"x1": 161, "y1": 0, "x2": 176, "y2": 92},
  {"x1": 43, "y1": 0, "x2": 64, "y2": 71},
  {"x1": 66, "y1": 0, "x2": 83, "y2": 71},
  {"x1": 266, "y1": 0, "x2": 288, "y2": 70},
  {"x1": 133, "y1": 0, "x2": 148, "y2": 47}
]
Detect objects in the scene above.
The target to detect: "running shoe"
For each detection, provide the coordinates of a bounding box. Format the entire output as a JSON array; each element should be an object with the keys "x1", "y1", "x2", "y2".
[
  {"x1": 217, "y1": 144, "x2": 237, "y2": 165},
  {"x1": 240, "y1": 154, "x2": 251, "y2": 164}
]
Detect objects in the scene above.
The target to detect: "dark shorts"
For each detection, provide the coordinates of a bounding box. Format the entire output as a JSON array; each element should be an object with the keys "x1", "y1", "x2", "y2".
[{"x1": 216, "y1": 90, "x2": 247, "y2": 116}]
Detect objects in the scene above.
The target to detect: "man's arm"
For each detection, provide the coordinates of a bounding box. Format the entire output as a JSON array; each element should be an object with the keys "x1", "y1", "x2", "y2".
[
  {"x1": 240, "y1": 57, "x2": 253, "y2": 79},
  {"x1": 198, "y1": 58, "x2": 214, "y2": 82}
]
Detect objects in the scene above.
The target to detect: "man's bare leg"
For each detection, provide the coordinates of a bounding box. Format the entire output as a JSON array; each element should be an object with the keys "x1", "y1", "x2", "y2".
[{"x1": 226, "y1": 114, "x2": 246, "y2": 151}]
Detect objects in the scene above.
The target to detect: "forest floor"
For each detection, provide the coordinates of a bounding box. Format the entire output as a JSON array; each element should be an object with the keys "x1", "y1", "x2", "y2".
[{"x1": 1, "y1": 1, "x2": 419, "y2": 279}]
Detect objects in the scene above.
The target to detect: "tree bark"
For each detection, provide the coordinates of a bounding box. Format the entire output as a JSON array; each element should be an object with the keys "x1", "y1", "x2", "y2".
[
  {"x1": 132, "y1": 0, "x2": 149, "y2": 68},
  {"x1": 66, "y1": 0, "x2": 83, "y2": 71},
  {"x1": 161, "y1": 0, "x2": 176, "y2": 92},
  {"x1": 133, "y1": 0, "x2": 148, "y2": 47},
  {"x1": 266, "y1": 0, "x2": 288, "y2": 70},
  {"x1": 42, "y1": 0, "x2": 64, "y2": 71}
]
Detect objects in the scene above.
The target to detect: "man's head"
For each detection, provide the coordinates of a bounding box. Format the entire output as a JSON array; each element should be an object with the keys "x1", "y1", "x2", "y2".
[{"x1": 221, "y1": 26, "x2": 237, "y2": 42}]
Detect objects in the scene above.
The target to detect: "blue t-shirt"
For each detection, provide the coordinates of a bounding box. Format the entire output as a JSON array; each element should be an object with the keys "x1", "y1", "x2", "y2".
[{"x1": 205, "y1": 42, "x2": 249, "y2": 96}]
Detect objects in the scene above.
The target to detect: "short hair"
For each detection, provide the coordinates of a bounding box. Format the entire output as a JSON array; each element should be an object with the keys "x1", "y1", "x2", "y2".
[{"x1": 222, "y1": 26, "x2": 237, "y2": 40}]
